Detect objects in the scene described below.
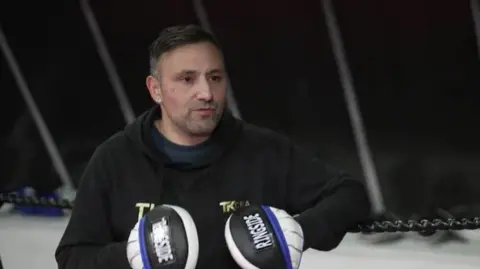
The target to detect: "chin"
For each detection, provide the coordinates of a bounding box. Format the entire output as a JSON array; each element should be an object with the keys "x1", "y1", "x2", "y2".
[
  {"x1": 185, "y1": 112, "x2": 222, "y2": 135},
  {"x1": 188, "y1": 122, "x2": 218, "y2": 136},
  {"x1": 194, "y1": 126, "x2": 217, "y2": 135}
]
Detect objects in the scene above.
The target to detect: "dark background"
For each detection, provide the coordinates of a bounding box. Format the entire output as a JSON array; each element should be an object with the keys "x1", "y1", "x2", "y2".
[{"x1": 1, "y1": 0, "x2": 479, "y2": 218}]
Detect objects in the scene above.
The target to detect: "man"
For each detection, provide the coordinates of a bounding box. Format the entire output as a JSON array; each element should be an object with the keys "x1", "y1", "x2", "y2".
[{"x1": 55, "y1": 25, "x2": 371, "y2": 269}]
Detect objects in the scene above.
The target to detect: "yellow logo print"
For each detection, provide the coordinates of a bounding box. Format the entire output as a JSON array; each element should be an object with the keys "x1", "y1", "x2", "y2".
[
  {"x1": 135, "y1": 202, "x2": 156, "y2": 220},
  {"x1": 219, "y1": 200, "x2": 250, "y2": 213}
]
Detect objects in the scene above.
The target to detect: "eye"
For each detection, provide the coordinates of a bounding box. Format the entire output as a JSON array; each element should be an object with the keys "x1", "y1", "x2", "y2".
[
  {"x1": 210, "y1": 75, "x2": 223, "y2": 82},
  {"x1": 181, "y1": 76, "x2": 194, "y2": 84}
]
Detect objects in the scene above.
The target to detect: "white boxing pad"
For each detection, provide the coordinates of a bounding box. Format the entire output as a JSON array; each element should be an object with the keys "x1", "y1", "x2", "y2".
[
  {"x1": 127, "y1": 204, "x2": 199, "y2": 269},
  {"x1": 225, "y1": 205, "x2": 304, "y2": 269}
]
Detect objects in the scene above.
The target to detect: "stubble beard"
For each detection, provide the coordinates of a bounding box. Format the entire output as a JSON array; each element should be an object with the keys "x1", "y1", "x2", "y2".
[{"x1": 181, "y1": 108, "x2": 223, "y2": 136}]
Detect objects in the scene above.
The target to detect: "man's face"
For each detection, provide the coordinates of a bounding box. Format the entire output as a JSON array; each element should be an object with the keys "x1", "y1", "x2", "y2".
[{"x1": 147, "y1": 42, "x2": 227, "y2": 137}]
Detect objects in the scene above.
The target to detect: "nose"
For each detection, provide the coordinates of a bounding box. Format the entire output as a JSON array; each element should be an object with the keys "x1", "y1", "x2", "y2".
[{"x1": 196, "y1": 78, "x2": 213, "y2": 101}]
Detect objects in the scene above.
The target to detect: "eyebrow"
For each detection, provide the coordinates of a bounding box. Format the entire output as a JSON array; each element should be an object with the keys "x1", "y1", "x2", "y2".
[
  {"x1": 177, "y1": 68, "x2": 225, "y2": 76},
  {"x1": 206, "y1": 68, "x2": 224, "y2": 75}
]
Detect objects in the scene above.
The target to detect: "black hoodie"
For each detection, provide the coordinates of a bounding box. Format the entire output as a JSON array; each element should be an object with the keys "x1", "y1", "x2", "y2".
[{"x1": 55, "y1": 105, "x2": 371, "y2": 269}]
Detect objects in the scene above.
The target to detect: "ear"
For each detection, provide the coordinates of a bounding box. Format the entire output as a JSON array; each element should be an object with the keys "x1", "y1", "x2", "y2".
[{"x1": 146, "y1": 75, "x2": 162, "y2": 104}]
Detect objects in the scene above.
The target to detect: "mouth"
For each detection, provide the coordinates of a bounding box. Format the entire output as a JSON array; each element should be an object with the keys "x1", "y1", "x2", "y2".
[{"x1": 193, "y1": 108, "x2": 216, "y2": 116}]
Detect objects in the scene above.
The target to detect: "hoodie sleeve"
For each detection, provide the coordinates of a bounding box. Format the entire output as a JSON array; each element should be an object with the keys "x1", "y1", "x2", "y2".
[
  {"x1": 55, "y1": 145, "x2": 131, "y2": 269},
  {"x1": 285, "y1": 144, "x2": 371, "y2": 251}
]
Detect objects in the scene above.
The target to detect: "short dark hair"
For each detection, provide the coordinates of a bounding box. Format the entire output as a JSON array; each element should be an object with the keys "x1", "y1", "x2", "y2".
[{"x1": 148, "y1": 24, "x2": 221, "y2": 75}]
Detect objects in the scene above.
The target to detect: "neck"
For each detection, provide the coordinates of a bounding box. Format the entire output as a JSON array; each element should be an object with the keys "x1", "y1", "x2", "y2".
[{"x1": 155, "y1": 119, "x2": 210, "y2": 146}]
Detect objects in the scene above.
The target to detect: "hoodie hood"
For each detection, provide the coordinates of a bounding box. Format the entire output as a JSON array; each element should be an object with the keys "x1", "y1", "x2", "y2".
[{"x1": 123, "y1": 105, "x2": 242, "y2": 168}]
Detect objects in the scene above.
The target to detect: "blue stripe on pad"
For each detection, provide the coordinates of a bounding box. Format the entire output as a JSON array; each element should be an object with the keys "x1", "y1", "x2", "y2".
[
  {"x1": 138, "y1": 217, "x2": 152, "y2": 269},
  {"x1": 261, "y1": 206, "x2": 293, "y2": 269}
]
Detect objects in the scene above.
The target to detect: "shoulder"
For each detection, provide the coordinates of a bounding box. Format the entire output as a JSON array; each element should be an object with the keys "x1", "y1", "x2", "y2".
[
  {"x1": 89, "y1": 130, "x2": 132, "y2": 162},
  {"x1": 239, "y1": 121, "x2": 293, "y2": 150},
  {"x1": 75, "y1": 131, "x2": 132, "y2": 189},
  {"x1": 237, "y1": 121, "x2": 318, "y2": 160}
]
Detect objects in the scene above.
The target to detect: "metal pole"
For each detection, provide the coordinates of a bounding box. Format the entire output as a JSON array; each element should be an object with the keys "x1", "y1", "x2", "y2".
[
  {"x1": 192, "y1": 0, "x2": 242, "y2": 119},
  {"x1": 321, "y1": 0, "x2": 385, "y2": 214},
  {"x1": 471, "y1": 0, "x2": 480, "y2": 58},
  {"x1": 0, "y1": 26, "x2": 75, "y2": 192},
  {"x1": 80, "y1": 0, "x2": 136, "y2": 124}
]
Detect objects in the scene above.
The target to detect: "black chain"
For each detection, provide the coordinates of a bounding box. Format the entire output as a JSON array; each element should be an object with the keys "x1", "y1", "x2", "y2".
[
  {"x1": 350, "y1": 217, "x2": 480, "y2": 234},
  {"x1": 2, "y1": 193, "x2": 480, "y2": 233},
  {"x1": 0, "y1": 193, "x2": 73, "y2": 209}
]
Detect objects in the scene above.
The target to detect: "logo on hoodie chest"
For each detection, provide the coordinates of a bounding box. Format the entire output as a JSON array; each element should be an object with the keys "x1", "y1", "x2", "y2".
[
  {"x1": 219, "y1": 200, "x2": 251, "y2": 214},
  {"x1": 135, "y1": 200, "x2": 251, "y2": 220},
  {"x1": 135, "y1": 202, "x2": 156, "y2": 220}
]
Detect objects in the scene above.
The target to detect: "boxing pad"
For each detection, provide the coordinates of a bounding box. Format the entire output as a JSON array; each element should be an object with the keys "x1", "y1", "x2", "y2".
[
  {"x1": 225, "y1": 205, "x2": 304, "y2": 269},
  {"x1": 127, "y1": 205, "x2": 199, "y2": 269}
]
